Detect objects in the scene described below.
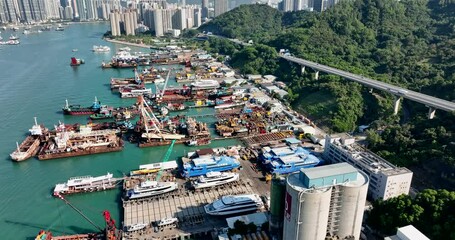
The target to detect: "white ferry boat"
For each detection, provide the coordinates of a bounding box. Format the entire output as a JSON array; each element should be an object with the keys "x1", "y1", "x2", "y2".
[
  {"x1": 53, "y1": 172, "x2": 117, "y2": 196},
  {"x1": 127, "y1": 181, "x2": 178, "y2": 199},
  {"x1": 191, "y1": 80, "x2": 220, "y2": 90},
  {"x1": 120, "y1": 88, "x2": 152, "y2": 98},
  {"x1": 126, "y1": 223, "x2": 147, "y2": 232},
  {"x1": 204, "y1": 194, "x2": 263, "y2": 216},
  {"x1": 92, "y1": 45, "x2": 110, "y2": 52},
  {"x1": 192, "y1": 172, "x2": 240, "y2": 189}
]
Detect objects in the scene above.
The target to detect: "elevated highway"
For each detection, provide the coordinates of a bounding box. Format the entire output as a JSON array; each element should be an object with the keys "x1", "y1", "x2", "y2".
[{"x1": 281, "y1": 55, "x2": 455, "y2": 118}]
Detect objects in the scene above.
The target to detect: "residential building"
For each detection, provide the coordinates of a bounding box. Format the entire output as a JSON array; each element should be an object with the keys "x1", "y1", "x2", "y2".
[
  {"x1": 109, "y1": 10, "x2": 120, "y2": 36},
  {"x1": 283, "y1": 163, "x2": 369, "y2": 240},
  {"x1": 201, "y1": 0, "x2": 208, "y2": 19},
  {"x1": 324, "y1": 135, "x2": 413, "y2": 200},
  {"x1": 214, "y1": 0, "x2": 228, "y2": 17}
]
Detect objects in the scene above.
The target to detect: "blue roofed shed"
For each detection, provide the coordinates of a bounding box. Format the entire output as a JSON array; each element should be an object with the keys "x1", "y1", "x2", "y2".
[{"x1": 299, "y1": 163, "x2": 358, "y2": 188}]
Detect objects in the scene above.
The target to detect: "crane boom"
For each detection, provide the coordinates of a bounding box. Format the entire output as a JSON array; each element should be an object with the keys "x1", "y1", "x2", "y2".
[
  {"x1": 54, "y1": 193, "x2": 104, "y2": 232},
  {"x1": 156, "y1": 139, "x2": 176, "y2": 181}
]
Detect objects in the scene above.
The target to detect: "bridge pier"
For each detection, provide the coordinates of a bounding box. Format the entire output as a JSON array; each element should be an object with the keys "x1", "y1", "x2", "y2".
[
  {"x1": 301, "y1": 66, "x2": 305, "y2": 74},
  {"x1": 428, "y1": 107, "x2": 436, "y2": 119},
  {"x1": 314, "y1": 71, "x2": 319, "y2": 80},
  {"x1": 393, "y1": 97, "x2": 401, "y2": 115}
]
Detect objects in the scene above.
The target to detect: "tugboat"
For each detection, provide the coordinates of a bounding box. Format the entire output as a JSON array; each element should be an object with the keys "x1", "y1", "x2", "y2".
[
  {"x1": 62, "y1": 97, "x2": 102, "y2": 115},
  {"x1": 89, "y1": 106, "x2": 113, "y2": 120}
]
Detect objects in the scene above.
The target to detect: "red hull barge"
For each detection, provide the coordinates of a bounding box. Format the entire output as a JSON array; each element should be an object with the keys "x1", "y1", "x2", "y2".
[{"x1": 38, "y1": 144, "x2": 123, "y2": 160}]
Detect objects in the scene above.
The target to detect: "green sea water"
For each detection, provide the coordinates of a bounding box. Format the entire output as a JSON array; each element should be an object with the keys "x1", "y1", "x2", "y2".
[{"x1": 0, "y1": 22, "x2": 239, "y2": 239}]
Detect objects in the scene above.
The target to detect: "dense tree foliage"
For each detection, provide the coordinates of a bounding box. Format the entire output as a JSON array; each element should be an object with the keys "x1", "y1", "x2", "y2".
[
  {"x1": 199, "y1": 4, "x2": 283, "y2": 43},
  {"x1": 194, "y1": 0, "x2": 455, "y2": 175},
  {"x1": 368, "y1": 189, "x2": 455, "y2": 239}
]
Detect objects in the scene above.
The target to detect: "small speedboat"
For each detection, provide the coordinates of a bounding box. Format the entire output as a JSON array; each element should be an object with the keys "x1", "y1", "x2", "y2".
[{"x1": 72, "y1": 49, "x2": 78, "y2": 52}]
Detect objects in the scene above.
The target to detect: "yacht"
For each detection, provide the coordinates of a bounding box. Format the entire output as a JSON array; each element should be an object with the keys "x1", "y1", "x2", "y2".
[
  {"x1": 204, "y1": 194, "x2": 263, "y2": 216},
  {"x1": 126, "y1": 223, "x2": 147, "y2": 232},
  {"x1": 119, "y1": 46, "x2": 131, "y2": 52},
  {"x1": 53, "y1": 172, "x2": 117, "y2": 196},
  {"x1": 55, "y1": 24, "x2": 64, "y2": 31},
  {"x1": 92, "y1": 45, "x2": 111, "y2": 52},
  {"x1": 127, "y1": 181, "x2": 178, "y2": 199},
  {"x1": 191, "y1": 80, "x2": 220, "y2": 90},
  {"x1": 9, "y1": 34, "x2": 19, "y2": 40},
  {"x1": 23, "y1": 30, "x2": 30, "y2": 35},
  {"x1": 192, "y1": 172, "x2": 240, "y2": 189},
  {"x1": 156, "y1": 217, "x2": 178, "y2": 227}
]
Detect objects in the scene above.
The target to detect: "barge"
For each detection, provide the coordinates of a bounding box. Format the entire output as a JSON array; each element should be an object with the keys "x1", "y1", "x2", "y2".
[
  {"x1": 38, "y1": 124, "x2": 123, "y2": 160},
  {"x1": 10, "y1": 117, "x2": 46, "y2": 162}
]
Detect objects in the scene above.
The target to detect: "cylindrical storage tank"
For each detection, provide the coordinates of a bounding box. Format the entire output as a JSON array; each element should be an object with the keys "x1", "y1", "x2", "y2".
[
  {"x1": 336, "y1": 172, "x2": 369, "y2": 240},
  {"x1": 283, "y1": 173, "x2": 332, "y2": 240},
  {"x1": 269, "y1": 177, "x2": 286, "y2": 238}
]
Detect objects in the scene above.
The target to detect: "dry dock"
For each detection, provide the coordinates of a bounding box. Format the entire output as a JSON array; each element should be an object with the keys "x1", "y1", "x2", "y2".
[{"x1": 122, "y1": 176, "x2": 265, "y2": 239}]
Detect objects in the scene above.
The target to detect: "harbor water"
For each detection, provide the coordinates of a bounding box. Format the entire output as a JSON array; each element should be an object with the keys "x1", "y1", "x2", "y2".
[{"x1": 0, "y1": 22, "x2": 239, "y2": 239}]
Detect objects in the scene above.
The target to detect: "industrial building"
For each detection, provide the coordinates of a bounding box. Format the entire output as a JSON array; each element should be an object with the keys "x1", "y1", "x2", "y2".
[
  {"x1": 323, "y1": 135, "x2": 413, "y2": 200},
  {"x1": 385, "y1": 225, "x2": 430, "y2": 240},
  {"x1": 283, "y1": 162, "x2": 369, "y2": 240}
]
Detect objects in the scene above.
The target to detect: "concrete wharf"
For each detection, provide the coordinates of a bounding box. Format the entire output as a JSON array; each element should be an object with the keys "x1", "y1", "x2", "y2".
[
  {"x1": 241, "y1": 131, "x2": 294, "y2": 147},
  {"x1": 122, "y1": 178, "x2": 262, "y2": 239}
]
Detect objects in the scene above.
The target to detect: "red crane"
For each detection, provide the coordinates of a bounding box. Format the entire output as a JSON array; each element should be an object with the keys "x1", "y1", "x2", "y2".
[{"x1": 55, "y1": 193, "x2": 119, "y2": 240}]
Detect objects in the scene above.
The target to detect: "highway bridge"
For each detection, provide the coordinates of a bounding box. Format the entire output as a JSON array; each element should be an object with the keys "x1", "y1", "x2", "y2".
[
  {"x1": 281, "y1": 55, "x2": 455, "y2": 119},
  {"x1": 210, "y1": 34, "x2": 455, "y2": 118}
]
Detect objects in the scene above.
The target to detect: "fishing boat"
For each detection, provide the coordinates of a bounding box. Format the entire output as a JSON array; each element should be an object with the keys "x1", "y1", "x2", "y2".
[
  {"x1": 53, "y1": 172, "x2": 118, "y2": 196},
  {"x1": 89, "y1": 106, "x2": 113, "y2": 120},
  {"x1": 70, "y1": 57, "x2": 84, "y2": 66},
  {"x1": 204, "y1": 194, "x2": 263, "y2": 216},
  {"x1": 126, "y1": 181, "x2": 178, "y2": 199},
  {"x1": 10, "y1": 117, "x2": 45, "y2": 162},
  {"x1": 62, "y1": 97, "x2": 102, "y2": 115},
  {"x1": 192, "y1": 172, "x2": 240, "y2": 189}
]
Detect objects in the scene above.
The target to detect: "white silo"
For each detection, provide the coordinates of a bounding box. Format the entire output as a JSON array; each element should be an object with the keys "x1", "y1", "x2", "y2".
[{"x1": 282, "y1": 162, "x2": 369, "y2": 240}]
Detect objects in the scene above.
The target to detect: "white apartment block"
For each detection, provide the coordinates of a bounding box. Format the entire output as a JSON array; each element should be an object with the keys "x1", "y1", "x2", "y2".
[{"x1": 324, "y1": 135, "x2": 413, "y2": 200}]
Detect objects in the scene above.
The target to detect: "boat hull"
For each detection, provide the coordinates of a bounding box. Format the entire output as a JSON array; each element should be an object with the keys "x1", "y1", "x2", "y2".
[
  {"x1": 54, "y1": 184, "x2": 117, "y2": 196},
  {"x1": 127, "y1": 184, "x2": 178, "y2": 199},
  {"x1": 10, "y1": 136, "x2": 41, "y2": 162},
  {"x1": 38, "y1": 145, "x2": 123, "y2": 160},
  {"x1": 204, "y1": 206, "x2": 262, "y2": 216},
  {"x1": 193, "y1": 174, "x2": 239, "y2": 189}
]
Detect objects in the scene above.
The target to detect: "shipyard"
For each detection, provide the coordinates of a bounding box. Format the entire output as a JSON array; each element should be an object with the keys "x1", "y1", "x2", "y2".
[
  {"x1": 3, "y1": 20, "x2": 421, "y2": 240},
  {"x1": 11, "y1": 41, "x2": 330, "y2": 240}
]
